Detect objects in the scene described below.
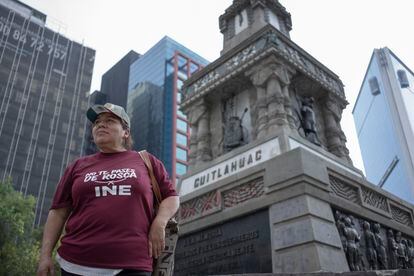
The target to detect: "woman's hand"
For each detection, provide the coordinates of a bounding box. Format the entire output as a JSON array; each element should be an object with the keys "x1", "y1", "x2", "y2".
[
  {"x1": 37, "y1": 255, "x2": 55, "y2": 276},
  {"x1": 148, "y1": 218, "x2": 167, "y2": 259}
]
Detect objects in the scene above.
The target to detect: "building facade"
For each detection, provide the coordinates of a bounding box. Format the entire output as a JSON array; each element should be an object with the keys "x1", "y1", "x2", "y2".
[
  {"x1": 0, "y1": 0, "x2": 95, "y2": 225},
  {"x1": 127, "y1": 36, "x2": 208, "y2": 184},
  {"x1": 100, "y1": 50, "x2": 140, "y2": 108},
  {"x1": 353, "y1": 47, "x2": 414, "y2": 203}
]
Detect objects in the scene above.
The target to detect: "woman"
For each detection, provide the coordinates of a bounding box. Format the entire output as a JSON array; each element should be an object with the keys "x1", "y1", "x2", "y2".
[{"x1": 37, "y1": 103, "x2": 179, "y2": 276}]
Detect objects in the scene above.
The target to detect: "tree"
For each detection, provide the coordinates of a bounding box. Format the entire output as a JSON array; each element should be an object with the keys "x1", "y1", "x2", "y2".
[{"x1": 0, "y1": 178, "x2": 40, "y2": 275}]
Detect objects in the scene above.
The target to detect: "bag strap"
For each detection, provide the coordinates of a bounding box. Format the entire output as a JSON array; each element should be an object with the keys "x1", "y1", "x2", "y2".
[{"x1": 138, "y1": 150, "x2": 162, "y2": 207}]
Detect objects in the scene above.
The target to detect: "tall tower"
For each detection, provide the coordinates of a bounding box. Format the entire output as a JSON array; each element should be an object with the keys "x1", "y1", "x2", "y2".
[
  {"x1": 0, "y1": 0, "x2": 95, "y2": 225},
  {"x1": 353, "y1": 47, "x2": 414, "y2": 203},
  {"x1": 127, "y1": 36, "x2": 208, "y2": 184}
]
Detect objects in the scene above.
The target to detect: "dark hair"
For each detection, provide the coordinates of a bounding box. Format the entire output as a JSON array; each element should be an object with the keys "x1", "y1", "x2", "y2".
[{"x1": 122, "y1": 123, "x2": 134, "y2": 150}]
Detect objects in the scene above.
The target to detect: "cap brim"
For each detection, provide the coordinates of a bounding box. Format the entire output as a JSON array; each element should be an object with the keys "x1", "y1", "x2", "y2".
[{"x1": 86, "y1": 105, "x2": 111, "y2": 123}]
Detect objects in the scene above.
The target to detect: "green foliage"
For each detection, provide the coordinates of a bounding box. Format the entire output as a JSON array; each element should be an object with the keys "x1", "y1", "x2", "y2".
[{"x1": 0, "y1": 178, "x2": 40, "y2": 276}]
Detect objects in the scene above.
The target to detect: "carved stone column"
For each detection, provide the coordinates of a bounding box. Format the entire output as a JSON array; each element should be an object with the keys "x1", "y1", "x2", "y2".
[
  {"x1": 187, "y1": 99, "x2": 212, "y2": 167},
  {"x1": 188, "y1": 124, "x2": 198, "y2": 167},
  {"x1": 247, "y1": 67, "x2": 269, "y2": 139},
  {"x1": 266, "y1": 68, "x2": 288, "y2": 133},
  {"x1": 323, "y1": 94, "x2": 351, "y2": 163},
  {"x1": 195, "y1": 100, "x2": 212, "y2": 164}
]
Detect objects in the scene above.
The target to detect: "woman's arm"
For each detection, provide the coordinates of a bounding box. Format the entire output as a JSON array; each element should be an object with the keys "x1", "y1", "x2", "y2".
[
  {"x1": 37, "y1": 207, "x2": 71, "y2": 276},
  {"x1": 148, "y1": 196, "x2": 180, "y2": 258}
]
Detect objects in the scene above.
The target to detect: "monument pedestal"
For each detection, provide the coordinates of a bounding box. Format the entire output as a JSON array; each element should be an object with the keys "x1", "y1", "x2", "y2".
[{"x1": 176, "y1": 134, "x2": 414, "y2": 275}]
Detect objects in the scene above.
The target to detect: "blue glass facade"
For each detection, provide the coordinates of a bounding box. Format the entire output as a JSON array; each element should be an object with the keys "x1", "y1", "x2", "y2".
[
  {"x1": 353, "y1": 48, "x2": 414, "y2": 203},
  {"x1": 127, "y1": 36, "x2": 208, "y2": 182}
]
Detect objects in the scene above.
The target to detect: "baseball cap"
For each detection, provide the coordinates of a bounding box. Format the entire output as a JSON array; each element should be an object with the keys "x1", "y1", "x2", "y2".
[{"x1": 86, "y1": 103, "x2": 130, "y2": 128}]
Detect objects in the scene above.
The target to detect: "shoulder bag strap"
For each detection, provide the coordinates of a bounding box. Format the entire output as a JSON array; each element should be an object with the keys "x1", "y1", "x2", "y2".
[{"x1": 138, "y1": 150, "x2": 162, "y2": 207}]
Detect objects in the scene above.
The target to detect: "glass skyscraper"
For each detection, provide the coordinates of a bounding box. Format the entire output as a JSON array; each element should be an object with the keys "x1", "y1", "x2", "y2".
[
  {"x1": 0, "y1": 0, "x2": 95, "y2": 225},
  {"x1": 128, "y1": 36, "x2": 208, "y2": 184},
  {"x1": 353, "y1": 47, "x2": 414, "y2": 203}
]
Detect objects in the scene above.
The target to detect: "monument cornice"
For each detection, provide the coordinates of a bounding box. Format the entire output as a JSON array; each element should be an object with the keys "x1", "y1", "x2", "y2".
[{"x1": 182, "y1": 25, "x2": 346, "y2": 110}]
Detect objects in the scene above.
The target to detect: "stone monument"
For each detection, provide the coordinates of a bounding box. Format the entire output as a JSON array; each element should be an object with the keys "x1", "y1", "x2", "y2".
[{"x1": 175, "y1": 0, "x2": 414, "y2": 274}]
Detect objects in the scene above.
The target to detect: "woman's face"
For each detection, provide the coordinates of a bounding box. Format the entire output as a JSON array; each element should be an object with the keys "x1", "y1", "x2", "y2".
[{"x1": 92, "y1": 112, "x2": 129, "y2": 152}]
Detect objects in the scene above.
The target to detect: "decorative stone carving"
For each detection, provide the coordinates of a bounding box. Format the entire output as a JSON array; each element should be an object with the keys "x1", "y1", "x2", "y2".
[
  {"x1": 222, "y1": 94, "x2": 249, "y2": 152},
  {"x1": 334, "y1": 210, "x2": 414, "y2": 271},
  {"x1": 179, "y1": 190, "x2": 221, "y2": 223},
  {"x1": 387, "y1": 229, "x2": 399, "y2": 269},
  {"x1": 396, "y1": 231, "x2": 409, "y2": 269},
  {"x1": 363, "y1": 220, "x2": 378, "y2": 270},
  {"x1": 407, "y1": 240, "x2": 414, "y2": 268},
  {"x1": 246, "y1": 65, "x2": 269, "y2": 139},
  {"x1": 343, "y1": 215, "x2": 361, "y2": 271},
  {"x1": 361, "y1": 186, "x2": 389, "y2": 213},
  {"x1": 373, "y1": 223, "x2": 388, "y2": 269},
  {"x1": 298, "y1": 96, "x2": 321, "y2": 146},
  {"x1": 223, "y1": 177, "x2": 264, "y2": 208},
  {"x1": 187, "y1": 99, "x2": 212, "y2": 166},
  {"x1": 329, "y1": 176, "x2": 360, "y2": 205},
  {"x1": 390, "y1": 204, "x2": 414, "y2": 227},
  {"x1": 323, "y1": 93, "x2": 351, "y2": 162}
]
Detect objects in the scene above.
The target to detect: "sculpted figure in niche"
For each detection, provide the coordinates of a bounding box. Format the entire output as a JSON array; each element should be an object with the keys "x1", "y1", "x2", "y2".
[
  {"x1": 343, "y1": 216, "x2": 361, "y2": 271},
  {"x1": 373, "y1": 223, "x2": 388, "y2": 269},
  {"x1": 222, "y1": 96, "x2": 249, "y2": 153},
  {"x1": 362, "y1": 221, "x2": 377, "y2": 270},
  {"x1": 293, "y1": 95, "x2": 321, "y2": 146},
  {"x1": 387, "y1": 229, "x2": 399, "y2": 269}
]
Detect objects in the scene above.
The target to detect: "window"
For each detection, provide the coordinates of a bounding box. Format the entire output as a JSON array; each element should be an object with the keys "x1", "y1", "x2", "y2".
[
  {"x1": 176, "y1": 91, "x2": 182, "y2": 103},
  {"x1": 176, "y1": 133, "x2": 187, "y2": 146},
  {"x1": 176, "y1": 162, "x2": 187, "y2": 176},
  {"x1": 369, "y1": 77, "x2": 380, "y2": 95},
  {"x1": 177, "y1": 108, "x2": 186, "y2": 119},
  {"x1": 176, "y1": 147, "x2": 187, "y2": 161},
  {"x1": 397, "y1": 70, "x2": 410, "y2": 88},
  {"x1": 177, "y1": 79, "x2": 184, "y2": 91},
  {"x1": 177, "y1": 118, "x2": 187, "y2": 132},
  {"x1": 190, "y1": 62, "x2": 200, "y2": 74}
]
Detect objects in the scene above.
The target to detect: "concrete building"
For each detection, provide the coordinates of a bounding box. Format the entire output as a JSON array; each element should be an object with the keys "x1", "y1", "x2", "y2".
[
  {"x1": 353, "y1": 47, "x2": 414, "y2": 203},
  {"x1": 0, "y1": 0, "x2": 95, "y2": 225},
  {"x1": 127, "y1": 36, "x2": 208, "y2": 184}
]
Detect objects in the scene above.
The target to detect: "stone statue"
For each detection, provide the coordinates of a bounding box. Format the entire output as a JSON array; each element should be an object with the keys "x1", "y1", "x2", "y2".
[
  {"x1": 407, "y1": 240, "x2": 414, "y2": 268},
  {"x1": 223, "y1": 107, "x2": 249, "y2": 152},
  {"x1": 362, "y1": 221, "x2": 377, "y2": 270},
  {"x1": 343, "y1": 216, "x2": 361, "y2": 271},
  {"x1": 387, "y1": 229, "x2": 399, "y2": 269},
  {"x1": 395, "y1": 231, "x2": 408, "y2": 268},
  {"x1": 297, "y1": 96, "x2": 321, "y2": 146},
  {"x1": 373, "y1": 223, "x2": 388, "y2": 269}
]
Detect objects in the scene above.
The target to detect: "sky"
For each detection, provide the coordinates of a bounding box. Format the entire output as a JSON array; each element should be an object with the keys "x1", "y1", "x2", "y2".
[{"x1": 20, "y1": 0, "x2": 414, "y2": 173}]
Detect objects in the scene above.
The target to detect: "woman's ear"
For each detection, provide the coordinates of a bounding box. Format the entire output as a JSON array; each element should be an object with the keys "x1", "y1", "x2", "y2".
[{"x1": 123, "y1": 128, "x2": 130, "y2": 138}]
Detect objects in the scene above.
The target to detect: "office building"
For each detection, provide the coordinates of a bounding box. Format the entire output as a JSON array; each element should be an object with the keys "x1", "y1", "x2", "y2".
[
  {"x1": 0, "y1": 0, "x2": 95, "y2": 225},
  {"x1": 82, "y1": 90, "x2": 106, "y2": 156},
  {"x1": 100, "y1": 50, "x2": 140, "y2": 108},
  {"x1": 128, "y1": 36, "x2": 208, "y2": 184},
  {"x1": 353, "y1": 47, "x2": 414, "y2": 203}
]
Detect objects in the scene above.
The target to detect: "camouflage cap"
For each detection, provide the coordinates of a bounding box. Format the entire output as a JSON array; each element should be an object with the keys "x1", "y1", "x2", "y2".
[{"x1": 86, "y1": 103, "x2": 130, "y2": 128}]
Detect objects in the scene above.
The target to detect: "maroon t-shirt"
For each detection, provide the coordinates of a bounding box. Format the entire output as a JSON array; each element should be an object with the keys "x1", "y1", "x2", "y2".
[{"x1": 51, "y1": 150, "x2": 177, "y2": 270}]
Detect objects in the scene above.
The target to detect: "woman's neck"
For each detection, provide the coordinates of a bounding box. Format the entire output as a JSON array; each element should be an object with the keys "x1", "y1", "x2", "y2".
[{"x1": 98, "y1": 145, "x2": 127, "y2": 153}]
